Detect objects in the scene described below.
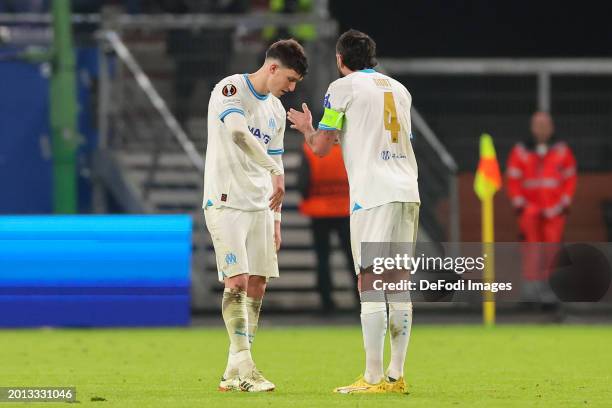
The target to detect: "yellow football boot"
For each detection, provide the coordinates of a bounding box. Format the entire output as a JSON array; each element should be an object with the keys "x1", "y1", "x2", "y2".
[
  {"x1": 333, "y1": 375, "x2": 388, "y2": 394},
  {"x1": 385, "y1": 376, "x2": 408, "y2": 394}
]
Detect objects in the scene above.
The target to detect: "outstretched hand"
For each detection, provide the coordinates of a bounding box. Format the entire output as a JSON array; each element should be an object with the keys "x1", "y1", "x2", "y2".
[{"x1": 287, "y1": 103, "x2": 314, "y2": 135}]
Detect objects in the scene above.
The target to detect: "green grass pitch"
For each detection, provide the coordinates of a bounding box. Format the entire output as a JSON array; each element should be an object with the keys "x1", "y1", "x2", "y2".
[{"x1": 1, "y1": 325, "x2": 611, "y2": 407}]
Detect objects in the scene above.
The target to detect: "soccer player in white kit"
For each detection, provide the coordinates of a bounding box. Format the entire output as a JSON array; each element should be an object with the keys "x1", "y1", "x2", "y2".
[
  {"x1": 288, "y1": 29, "x2": 419, "y2": 394},
  {"x1": 203, "y1": 39, "x2": 307, "y2": 392}
]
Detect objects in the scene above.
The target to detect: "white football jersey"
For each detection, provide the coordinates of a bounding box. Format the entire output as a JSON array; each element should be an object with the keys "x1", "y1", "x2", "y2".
[
  {"x1": 320, "y1": 69, "x2": 420, "y2": 212},
  {"x1": 203, "y1": 74, "x2": 286, "y2": 211}
]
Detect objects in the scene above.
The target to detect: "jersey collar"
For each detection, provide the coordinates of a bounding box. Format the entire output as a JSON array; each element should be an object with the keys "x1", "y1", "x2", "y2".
[
  {"x1": 358, "y1": 68, "x2": 377, "y2": 73},
  {"x1": 243, "y1": 74, "x2": 270, "y2": 100}
]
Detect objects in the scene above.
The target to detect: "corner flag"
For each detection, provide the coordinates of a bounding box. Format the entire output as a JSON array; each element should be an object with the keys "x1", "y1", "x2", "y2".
[
  {"x1": 473, "y1": 133, "x2": 502, "y2": 326},
  {"x1": 474, "y1": 133, "x2": 502, "y2": 200}
]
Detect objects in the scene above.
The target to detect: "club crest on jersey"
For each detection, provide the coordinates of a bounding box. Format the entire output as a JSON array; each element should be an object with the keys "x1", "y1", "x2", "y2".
[
  {"x1": 225, "y1": 252, "x2": 237, "y2": 265},
  {"x1": 222, "y1": 84, "x2": 237, "y2": 97},
  {"x1": 248, "y1": 125, "x2": 271, "y2": 144},
  {"x1": 268, "y1": 117, "x2": 277, "y2": 131}
]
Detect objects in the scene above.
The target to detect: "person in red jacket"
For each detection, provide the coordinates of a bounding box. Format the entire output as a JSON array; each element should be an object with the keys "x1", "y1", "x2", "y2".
[
  {"x1": 506, "y1": 111, "x2": 577, "y2": 297},
  {"x1": 298, "y1": 143, "x2": 357, "y2": 312}
]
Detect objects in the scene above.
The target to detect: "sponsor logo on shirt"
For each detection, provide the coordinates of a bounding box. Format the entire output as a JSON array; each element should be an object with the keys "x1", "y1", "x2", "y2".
[
  {"x1": 248, "y1": 126, "x2": 272, "y2": 144},
  {"x1": 323, "y1": 93, "x2": 331, "y2": 108},
  {"x1": 222, "y1": 84, "x2": 237, "y2": 97},
  {"x1": 381, "y1": 150, "x2": 407, "y2": 160}
]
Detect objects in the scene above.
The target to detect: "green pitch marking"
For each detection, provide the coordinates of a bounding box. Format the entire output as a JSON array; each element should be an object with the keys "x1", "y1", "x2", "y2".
[{"x1": 0, "y1": 325, "x2": 611, "y2": 407}]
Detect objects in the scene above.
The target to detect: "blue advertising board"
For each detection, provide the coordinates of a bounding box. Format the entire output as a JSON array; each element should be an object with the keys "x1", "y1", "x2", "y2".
[{"x1": 0, "y1": 215, "x2": 192, "y2": 327}]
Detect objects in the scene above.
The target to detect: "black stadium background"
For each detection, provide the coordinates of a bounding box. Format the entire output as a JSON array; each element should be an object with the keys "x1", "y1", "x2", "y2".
[{"x1": 329, "y1": 0, "x2": 612, "y2": 57}]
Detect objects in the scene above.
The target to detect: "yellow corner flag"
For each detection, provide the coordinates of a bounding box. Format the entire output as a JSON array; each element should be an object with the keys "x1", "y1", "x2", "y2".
[{"x1": 473, "y1": 133, "x2": 502, "y2": 327}]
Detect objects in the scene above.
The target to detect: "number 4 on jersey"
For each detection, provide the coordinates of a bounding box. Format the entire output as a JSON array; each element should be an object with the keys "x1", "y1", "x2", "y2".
[{"x1": 384, "y1": 92, "x2": 401, "y2": 143}]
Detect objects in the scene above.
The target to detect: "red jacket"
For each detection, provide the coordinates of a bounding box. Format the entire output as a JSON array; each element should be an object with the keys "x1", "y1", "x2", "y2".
[
  {"x1": 299, "y1": 143, "x2": 350, "y2": 218},
  {"x1": 506, "y1": 139, "x2": 577, "y2": 218}
]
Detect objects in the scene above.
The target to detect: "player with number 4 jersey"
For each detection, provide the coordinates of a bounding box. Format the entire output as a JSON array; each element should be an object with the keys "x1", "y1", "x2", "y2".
[
  {"x1": 288, "y1": 29, "x2": 419, "y2": 395},
  {"x1": 318, "y1": 60, "x2": 419, "y2": 212}
]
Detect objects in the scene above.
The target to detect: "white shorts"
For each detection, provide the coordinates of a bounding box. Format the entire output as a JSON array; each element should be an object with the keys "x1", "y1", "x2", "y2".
[
  {"x1": 204, "y1": 206, "x2": 279, "y2": 282},
  {"x1": 350, "y1": 202, "x2": 420, "y2": 275}
]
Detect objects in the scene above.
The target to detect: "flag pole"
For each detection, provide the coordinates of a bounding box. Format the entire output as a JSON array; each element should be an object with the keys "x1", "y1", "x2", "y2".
[
  {"x1": 482, "y1": 195, "x2": 496, "y2": 326},
  {"x1": 473, "y1": 133, "x2": 501, "y2": 327}
]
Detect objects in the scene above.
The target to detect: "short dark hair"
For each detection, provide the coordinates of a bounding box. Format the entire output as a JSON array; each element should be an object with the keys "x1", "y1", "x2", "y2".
[
  {"x1": 266, "y1": 39, "x2": 308, "y2": 77},
  {"x1": 336, "y1": 29, "x2": 377, "y2": 71}
]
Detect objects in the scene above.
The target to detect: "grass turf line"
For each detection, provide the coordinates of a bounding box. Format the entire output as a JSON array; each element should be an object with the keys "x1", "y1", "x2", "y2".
[{"x1": 0, "y1": 325, "x2": 611, "y2": 407}]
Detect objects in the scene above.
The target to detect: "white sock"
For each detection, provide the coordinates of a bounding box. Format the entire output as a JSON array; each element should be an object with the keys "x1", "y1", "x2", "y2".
[
  {"x1": 222, "y1": 296, "x2": 263, "y2": 377},
  {"x1": 387, "y1": 302, "x2": 413, "y2": 380},
  {"x1": 222, "y1": 288, "x2": 252, "y2": 377},
  {"x1": 246, "y1": 297, "x2": 262, "y2": 346},
  {"x1": 223, "y1": 345, "x2": 240, "y2": 378},
  {"x1": 360, "y1": 301, "x2": 387, "y2": 384},
  {"x1": 235, "y1": 349, "x2": 255, "y2": 378}
]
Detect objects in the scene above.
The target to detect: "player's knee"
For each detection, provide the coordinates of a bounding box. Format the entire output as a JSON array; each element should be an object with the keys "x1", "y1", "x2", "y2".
[
  {"x1": 248, "y1": 275, "x2": 267, "y2": 298},
  {"x1": 360, "y1": 300, "x2": 386, "y2": 315},
  {"x1": 225, "y1": 274, "x2": 249, "y2": 292},
  {"x1": 356, "y1": 269, "x2": 373, "y2": 292}
]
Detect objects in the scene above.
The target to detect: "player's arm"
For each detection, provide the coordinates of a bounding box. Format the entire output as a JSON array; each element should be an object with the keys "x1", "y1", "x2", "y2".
[
  {"x1": 224, "y1": 112, "x2": 283, "y2": 176},
  {"x1": 287, "y1": 103, "x2": 339, "y2": 157},
  {"x1": 273, "y1": 201, "x2": 282, "y2": 252},
  {"x1": 269, "y1": 115, "x2": 284, "y2": 250},
  {"x1": 267, "y1": 114, "x2": 286, "y2": 217},
  {"x1": 269, "y1": 154, "x2": 285, "y2": 216}
]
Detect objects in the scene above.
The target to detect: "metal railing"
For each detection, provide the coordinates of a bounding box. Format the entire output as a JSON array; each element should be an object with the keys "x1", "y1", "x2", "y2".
[
  {"x1": 96, "y1": 29, "x2": 206, "y2": 208},
  {"x1": 379, "y1": 58, "x2": 612, "y2": 112},
  {"x1": 411, "y1": 107, "x2": 460, "y2": 243},
  {"x1": 100, "y1": 29, "x2": 203, "y2": 173}
]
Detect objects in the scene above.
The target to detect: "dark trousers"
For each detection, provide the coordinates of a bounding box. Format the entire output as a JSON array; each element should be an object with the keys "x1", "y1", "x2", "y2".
[{"x1": 311, "y1": 217, "x2": 359, "y2": 310}]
